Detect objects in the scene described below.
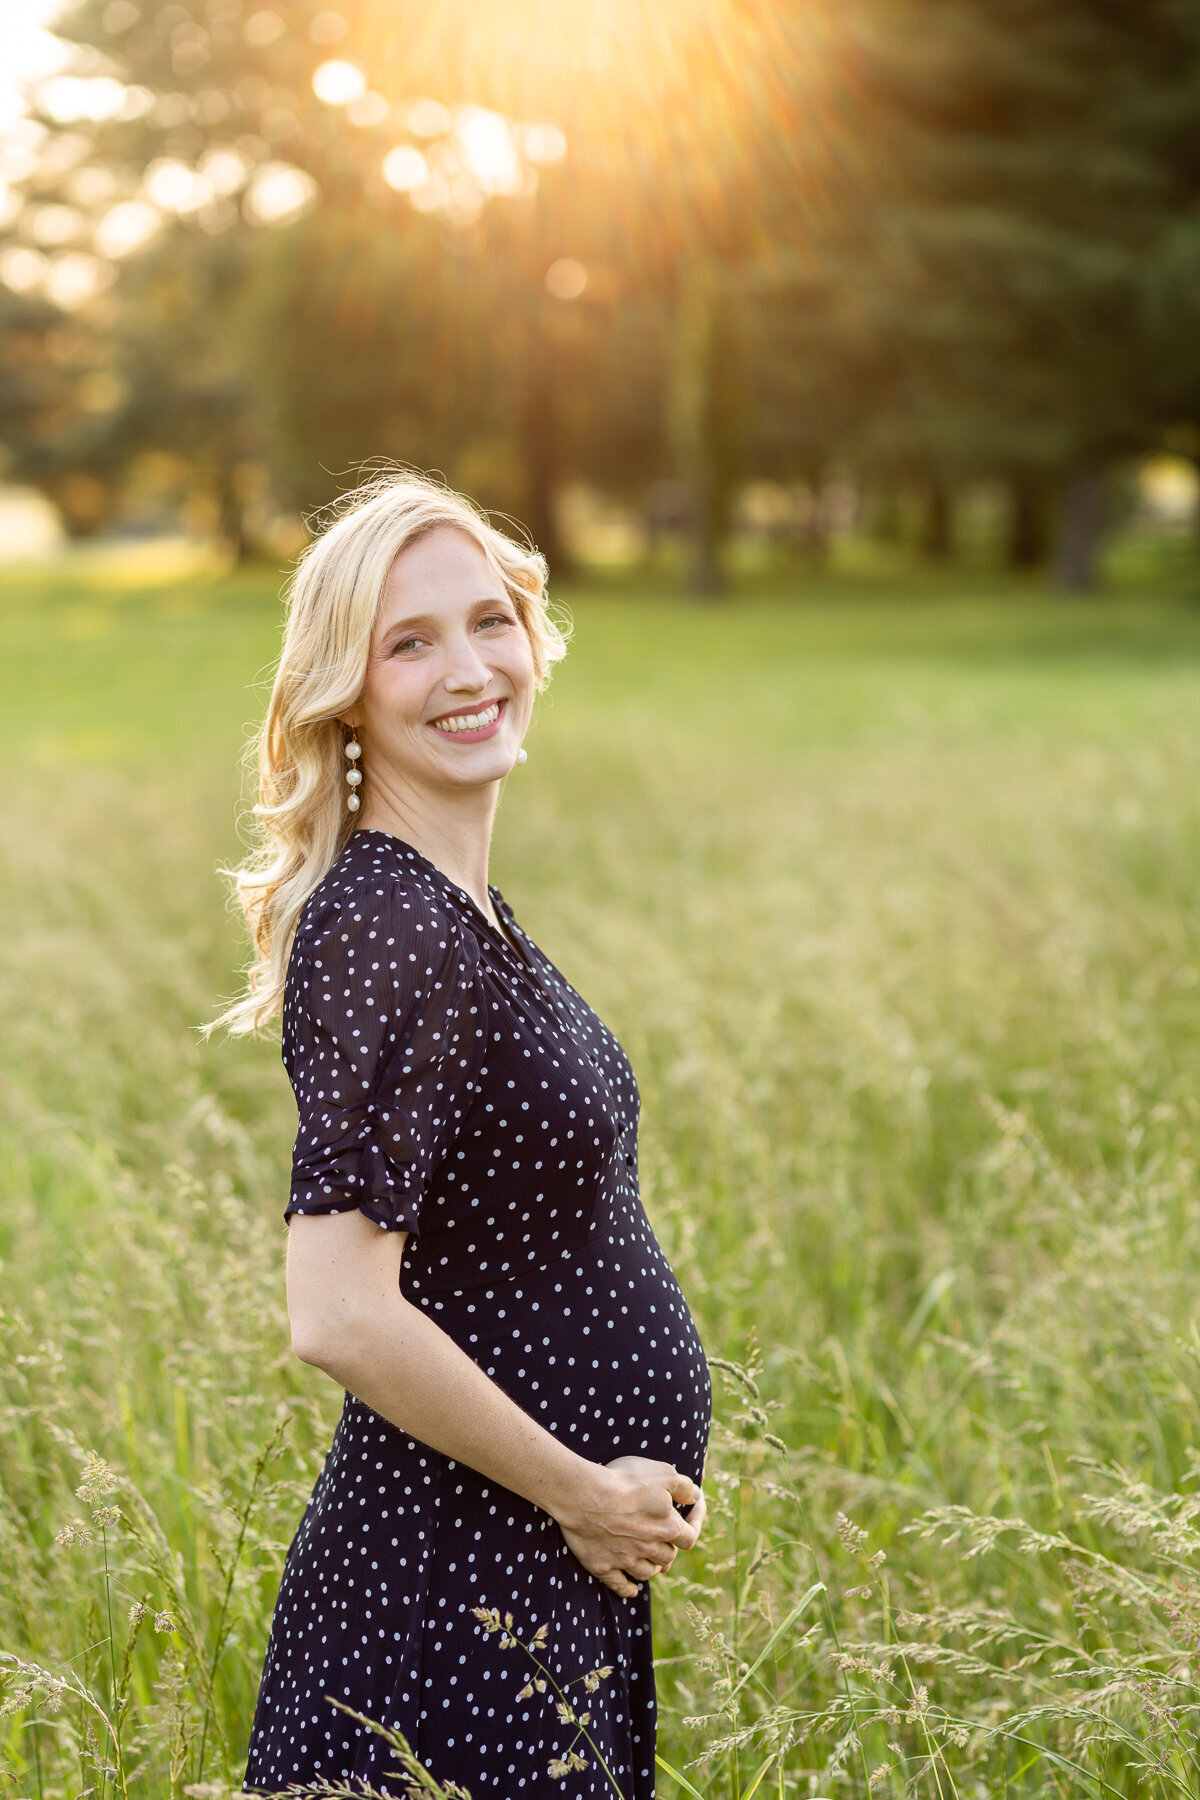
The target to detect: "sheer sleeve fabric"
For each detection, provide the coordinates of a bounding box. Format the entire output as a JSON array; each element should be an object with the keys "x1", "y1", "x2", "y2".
[{"x1": 281, "y1": 878, "x2": 488, "y2": 1233}]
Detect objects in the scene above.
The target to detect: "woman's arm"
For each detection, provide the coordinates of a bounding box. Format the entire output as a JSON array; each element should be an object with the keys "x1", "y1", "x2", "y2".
[{"x1": 286, "y1": 1209, "x2": 705, "y2": 1598}]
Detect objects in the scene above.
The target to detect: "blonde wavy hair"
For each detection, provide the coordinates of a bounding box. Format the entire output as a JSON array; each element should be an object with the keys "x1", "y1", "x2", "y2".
[{"x1": 210, "y1": 471, "x2": 569, "y2": 1036}]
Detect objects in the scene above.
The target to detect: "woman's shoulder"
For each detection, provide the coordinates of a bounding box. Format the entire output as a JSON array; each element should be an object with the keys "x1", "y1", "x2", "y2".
[
  {"x1": 291, "y1": 832, "x2": 468, "y2": 973},
  {"x1": 282, "y1": 834, "x2": 487, "y2": 1075}
]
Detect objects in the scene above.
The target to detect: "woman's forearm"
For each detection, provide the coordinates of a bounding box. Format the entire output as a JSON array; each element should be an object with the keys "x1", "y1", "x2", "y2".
[
  {"x1": 285, "y1": 1210, "x2": 702, "y2": 1597},
  {"x1": 302, "y1": 1285, "x2": 601, "y2": 1522}
]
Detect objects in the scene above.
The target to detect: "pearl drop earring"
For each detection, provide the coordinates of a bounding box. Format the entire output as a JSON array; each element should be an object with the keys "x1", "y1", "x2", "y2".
[
  {"x1": 344, "y1": 735, "x2": 363, "y2": 812},
  {"x1": 516, "y1": 747, "x2": 528, "y2": 765}
]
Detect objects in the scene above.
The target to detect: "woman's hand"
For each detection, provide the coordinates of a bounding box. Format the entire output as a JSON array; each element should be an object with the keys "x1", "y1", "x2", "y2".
[
  {"x1": 550, "y1": 1455, "x2": 706, "y2": 1598},
  {"x1": 286, "y1": 1215, "x2": 709, "y2": 1599}
]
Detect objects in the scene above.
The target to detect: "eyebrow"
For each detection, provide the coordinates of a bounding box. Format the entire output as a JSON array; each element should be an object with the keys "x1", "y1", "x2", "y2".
[{"x1": 378, "y1": 597, "x2": 512, "y2": 640}]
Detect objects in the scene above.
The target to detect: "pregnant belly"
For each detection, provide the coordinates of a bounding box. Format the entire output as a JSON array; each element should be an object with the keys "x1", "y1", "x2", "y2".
[{"x1": 411, "y1": 1204, "x2": 711, "y2": 1487}]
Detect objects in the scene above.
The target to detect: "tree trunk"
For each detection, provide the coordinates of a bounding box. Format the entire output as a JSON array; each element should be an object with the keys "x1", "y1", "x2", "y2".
[
  {"x1": 669, "y1": 274, "x2": 726, "y2": 597},
  {"x1": 1054, "y1": 464, "x2": 1105, "y2": 592},
  {"x1": 782, "y1": 464, "x2": 829, "y2": 566},
  {"x1": 1006, "y1": 471, "x2": 1052, "y2": 569},
  {"x1": 868, "y1": 483, "x2": 903, "y2": 543},
  {"x1": 216, "y1": 465, "x2": 252, "y2": 563},
  {"x1": 919, "y1": 478, "x2": 953, "y2": 560},
  {"x1": 515, "y1": 311, "x2": 570, "y2": 578}
]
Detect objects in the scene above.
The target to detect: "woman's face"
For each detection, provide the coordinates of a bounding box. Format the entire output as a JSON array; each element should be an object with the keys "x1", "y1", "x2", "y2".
[{"x1": 349, "y1": 526, "x2": 536, "y2": 798}]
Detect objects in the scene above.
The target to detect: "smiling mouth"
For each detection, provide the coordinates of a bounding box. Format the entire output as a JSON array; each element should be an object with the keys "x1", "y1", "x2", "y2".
[{"x1": 428, "y1": 698, "x2": 505, "y2": 738}]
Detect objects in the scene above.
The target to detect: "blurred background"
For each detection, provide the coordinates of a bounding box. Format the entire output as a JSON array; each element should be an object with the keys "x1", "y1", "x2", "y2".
[
  {"x1": 4, "y1": 5, "x2": 1200, "y2": 1797},
  {"x1": 2, "y1": 0, "x2": 1200, "y2": 588}
]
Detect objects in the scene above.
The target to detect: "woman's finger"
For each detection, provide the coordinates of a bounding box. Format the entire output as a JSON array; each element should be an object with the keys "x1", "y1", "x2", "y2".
[
  {"x1": 665, "y1": 1470, "x2": 701, "y2": 1508},
  {"x1": 675, "y1": 1489, "x2": 707, "y2": 1550}
]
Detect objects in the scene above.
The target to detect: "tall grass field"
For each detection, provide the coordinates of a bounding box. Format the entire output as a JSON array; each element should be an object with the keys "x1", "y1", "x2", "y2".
[{"x1": 1, "y1": 549, "x2": 1199, "y2": 1799}]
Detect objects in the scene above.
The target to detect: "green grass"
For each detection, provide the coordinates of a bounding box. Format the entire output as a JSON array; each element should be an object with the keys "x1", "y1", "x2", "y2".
[{"x1": 2, "y1": 548, "x2": 1200, "y2": 1797}]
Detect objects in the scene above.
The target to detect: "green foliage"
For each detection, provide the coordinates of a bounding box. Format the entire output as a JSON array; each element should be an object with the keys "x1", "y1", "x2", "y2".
[
  {"x1": 1, "y1": 557, "x2": 1200, "y2": 1794},
  {"x1": 8, "y1": 0, "x2": 1200, "y2": 581}
]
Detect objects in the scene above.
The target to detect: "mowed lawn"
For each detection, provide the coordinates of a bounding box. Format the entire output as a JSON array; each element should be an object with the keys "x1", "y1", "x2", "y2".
[{"x1": 2, "y1": 548, "x2": 1200, "y2": 1799}]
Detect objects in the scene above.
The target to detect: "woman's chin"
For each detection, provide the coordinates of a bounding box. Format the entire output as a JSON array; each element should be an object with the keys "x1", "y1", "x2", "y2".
[{"x1": 422, "y1": 743, "x2": 519, "y2": 787}]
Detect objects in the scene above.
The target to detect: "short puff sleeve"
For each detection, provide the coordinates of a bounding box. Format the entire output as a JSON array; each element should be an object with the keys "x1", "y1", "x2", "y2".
[{"x1": 281, "y1": 878, "x2": 488, "y2": 1233}]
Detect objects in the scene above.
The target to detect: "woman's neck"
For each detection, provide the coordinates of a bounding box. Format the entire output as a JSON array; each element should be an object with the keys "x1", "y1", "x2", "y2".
[{"x1": 358, "y1": 776, "x2": 501, "y2": 922}]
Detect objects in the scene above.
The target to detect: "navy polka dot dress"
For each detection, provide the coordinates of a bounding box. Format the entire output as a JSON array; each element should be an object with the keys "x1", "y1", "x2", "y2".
[{"x1": 243, "y1": 829, "x2": 711, "y2": 1799}]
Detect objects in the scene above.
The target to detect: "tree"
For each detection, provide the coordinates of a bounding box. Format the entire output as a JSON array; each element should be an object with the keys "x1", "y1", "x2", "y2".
[
  {"x1": 11, "y1": 0, "x2": 863, "y2": 588},
  {"x1": 820, "y1": 0, "x2": 1200, "y2": 584},
  {"x1": 9, "y1": 0, "x2": 1200, "y2": 590}
]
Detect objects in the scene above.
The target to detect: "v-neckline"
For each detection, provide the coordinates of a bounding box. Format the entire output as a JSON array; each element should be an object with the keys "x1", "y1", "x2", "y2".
[{"x1": 353, "y1": 827, "x2": 538, "y2": 972}]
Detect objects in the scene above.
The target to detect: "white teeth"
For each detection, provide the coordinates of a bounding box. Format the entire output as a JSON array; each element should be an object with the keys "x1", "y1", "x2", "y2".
[{"x1": 433, "y1": 702, "x2": 500, "y2": 735}]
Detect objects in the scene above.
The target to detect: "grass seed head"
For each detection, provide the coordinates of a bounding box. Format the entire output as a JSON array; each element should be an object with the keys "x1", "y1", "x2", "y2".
[
  {"x1": 75, "y1": 1450, "x2": 118, "y2": 1507},
  {"x1": 54, "y1": 1521, "x2": 94, "y2": 1549}
]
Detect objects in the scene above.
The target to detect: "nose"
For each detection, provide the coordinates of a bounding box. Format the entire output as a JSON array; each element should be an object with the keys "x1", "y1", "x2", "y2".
[{"x1": 441, "y1": 626, "x2": 491, "y2": 693}]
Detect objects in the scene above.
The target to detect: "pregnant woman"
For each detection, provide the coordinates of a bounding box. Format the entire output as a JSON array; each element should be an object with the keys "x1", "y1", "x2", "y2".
[{"x1": 217, "y1": 474, "x2": 711, "y2": 1798}]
